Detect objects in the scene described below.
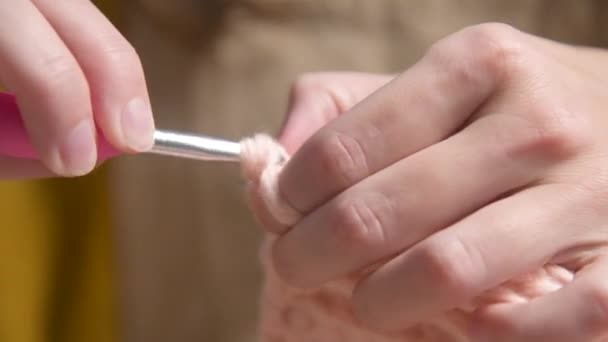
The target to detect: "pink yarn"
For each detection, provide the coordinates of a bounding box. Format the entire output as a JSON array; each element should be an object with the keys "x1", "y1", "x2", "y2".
[
  {"x1": 240, "y1": 134, "x2": 302, "y2": 226},
  {"x1": 239, "y1": 134, "x2": 574, "y2": 342}
]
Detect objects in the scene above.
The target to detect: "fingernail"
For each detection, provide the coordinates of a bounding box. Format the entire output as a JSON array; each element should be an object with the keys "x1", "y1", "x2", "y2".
[
  {"x1": 59, "y1": 120, "x2": 97, "y2": 176},
  {"x1": 122, "y1": 97, "x2": 154, "y2": 151}
]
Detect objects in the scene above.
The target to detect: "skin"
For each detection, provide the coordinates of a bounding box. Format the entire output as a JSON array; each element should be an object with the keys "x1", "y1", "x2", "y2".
[
  {"x1": 252, "y1": 23, "x2": 608, "y2": 341},
  {"x1": 2, "y1": 7, "x2": 605, "y2": 339},
  {"x1": 0, "y1": 0, "x2": 154, "y2": 178}
]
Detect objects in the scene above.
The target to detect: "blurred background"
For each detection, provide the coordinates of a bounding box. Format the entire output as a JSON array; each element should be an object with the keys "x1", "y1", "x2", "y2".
[{"x1": 1, "y1": 1, "x2": 606, "y2": 341}]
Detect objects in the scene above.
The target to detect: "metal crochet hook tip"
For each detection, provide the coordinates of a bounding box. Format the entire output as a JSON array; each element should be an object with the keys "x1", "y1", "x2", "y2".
[{"x1": 148, "y1": 129, "x2": 241, "y2": 162}]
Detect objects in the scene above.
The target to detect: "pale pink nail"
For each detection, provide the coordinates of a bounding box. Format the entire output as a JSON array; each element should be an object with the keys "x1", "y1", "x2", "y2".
[
  {"x1": 122, "y1": 97, "x2": 154, "y2": 151},
  {"x1": 59, "y1": 120, "x2": 97, "y2": 176}
]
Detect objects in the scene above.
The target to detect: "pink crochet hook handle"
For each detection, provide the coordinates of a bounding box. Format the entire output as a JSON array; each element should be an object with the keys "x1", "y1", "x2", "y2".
[
  {"x1": 0, "y1": 91, "x2": 119, "y2": 161},
  {"x1": 0, "y1": 91, "x2": 241, "y2": 163}
]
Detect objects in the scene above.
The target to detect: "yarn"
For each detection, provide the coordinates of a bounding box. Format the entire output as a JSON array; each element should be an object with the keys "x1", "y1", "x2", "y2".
[
  {"x1": 240, "y1": 134, "x2": 302, "y2": 226},
  {"x1": 239, "y1": 134, "x2": 575, "y2": 342}
]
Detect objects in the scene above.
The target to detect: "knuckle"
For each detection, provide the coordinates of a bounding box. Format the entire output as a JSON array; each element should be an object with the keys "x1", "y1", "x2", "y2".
[
  {"x1": 512, "y1": 104, "x2": 588, "y2": 160},
  {"x1": 461, "y1": 23, "x2": 519, "y2": 51},
  {"x1": 330, "y1": 194, "x2": 392, "y2": 250},
  {"x1": 314, "y1": 131, "x2": 370, "y2": 188},
  {"x1": 428, "y1": 23, "x2": 525, "y2": 87},
  {"x1": 99, "y1": 39, "x2": 144, "y2": 79},
  {"x1": 462, "y1": 23, "x2": 525, "y2": 80},
  {"x1": 417, "y1": 237, "x2": 482, "y2": 297},
  {"x1": 35, "y1": 55, "x2": 87, "y2": 100}
]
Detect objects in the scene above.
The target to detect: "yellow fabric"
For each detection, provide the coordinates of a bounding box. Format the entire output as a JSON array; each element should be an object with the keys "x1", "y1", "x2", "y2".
[
  {"x1": 0, "y1": 1, "x2": 120, "y2": 341},
  {"x1": 0, "y1": 170, "x2": 115, "y2": 342}
]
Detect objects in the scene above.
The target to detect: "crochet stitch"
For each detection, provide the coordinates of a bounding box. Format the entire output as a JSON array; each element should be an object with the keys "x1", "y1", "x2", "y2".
[{"x1": 239, "y1": 134, "x2": 574, "y2": 342}]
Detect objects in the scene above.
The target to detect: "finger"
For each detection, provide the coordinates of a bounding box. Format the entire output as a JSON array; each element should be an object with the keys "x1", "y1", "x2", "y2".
[
  {"x1": 273, "y1": 113, "x2": 555, "y2": 287},
  {"x1": 0, "y1": 1, "x2": 95, "y2": 176},
  {"x1": 0, "y1": 156, "x2": 52, "y2": 179},
  {"x1": 33, "y1": 0, "x2": 155, "y2": 152},
  {"x1": 352, "y1": 183, "x2": 586, "y2": 331},
  {"x1": 278, "y1": 72, "x2": 393, "y2": 154},
  {"x1": 253, "y1": 73, "x2": 391, "y2": 233},
  {"x1": 471, "y1": 257, "x2": 608, "y2": 342},
  {"x1": 281, "y1": 24, "x2": 524, "y2": 213}
]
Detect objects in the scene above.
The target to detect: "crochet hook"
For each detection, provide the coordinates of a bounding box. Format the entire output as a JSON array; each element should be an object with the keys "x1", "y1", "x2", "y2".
[
  {"x1": 0, "y1": 92, "x2": 241, "y2": 163},
  {"x1": 150, "y1": 130, "x2": 240, "y2": 162}
]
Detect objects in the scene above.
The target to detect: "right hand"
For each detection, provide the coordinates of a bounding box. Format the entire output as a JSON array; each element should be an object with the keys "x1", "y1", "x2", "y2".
[
  {"x1": 249, "y1": 71, "x2": 393, "y2": 231},
  {"x1": 265, "y1": 24, "x2": 608, "y2": 341},
  {"x1": 0, "y1": 0, "x2": 155, "y2": 178}
]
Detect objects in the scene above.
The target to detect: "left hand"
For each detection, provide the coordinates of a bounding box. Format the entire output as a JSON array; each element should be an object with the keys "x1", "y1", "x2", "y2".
[
  {"x1": 267, "y1": 23, "x2": 608, "y2": 341},
  {"x1": 0, "y1": 0, "x2": 154, "y2": 179}
]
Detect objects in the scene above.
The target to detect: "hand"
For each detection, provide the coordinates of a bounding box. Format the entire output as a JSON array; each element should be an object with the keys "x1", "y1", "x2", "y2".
[
  {"x1": 0, "y1": 0, "x2": 154, "y2": 178},
  {"x1": 269, "y1": 24, "x2": 608, "y2": 341}
]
